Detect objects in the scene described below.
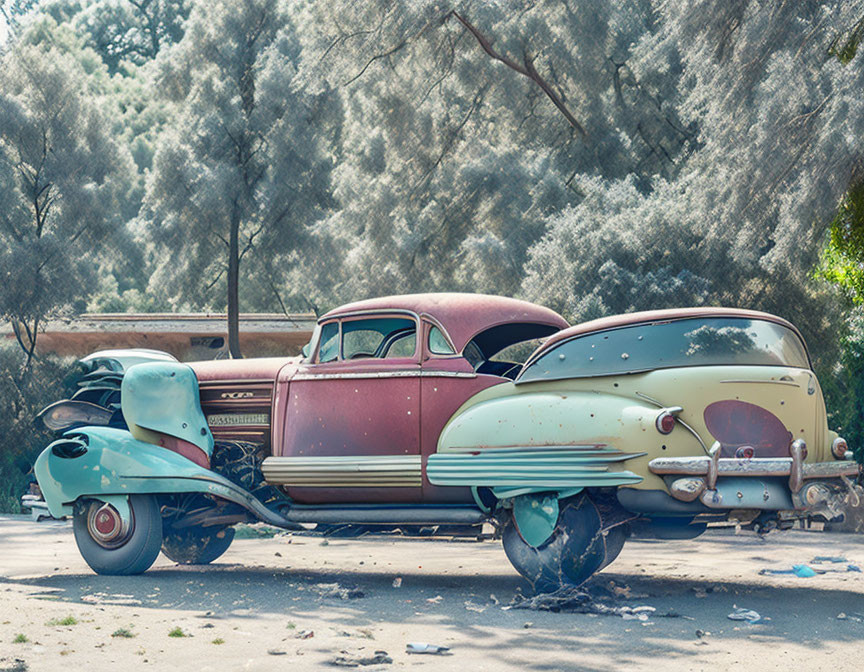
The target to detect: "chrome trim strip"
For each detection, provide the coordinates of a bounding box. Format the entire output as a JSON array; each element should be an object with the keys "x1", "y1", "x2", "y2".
[
  {"x1": 262, "y1": 455, "x2": 422, "y2": 487},
  {"x1": 720, "y1": 379, "x2": 800, "y2": 387},
  {"x1": 199, "y1": 379, "x2": 276, "y2": 386},
  {"x1": 292, "y1": 371, "x2": 476, "y2": 381}
]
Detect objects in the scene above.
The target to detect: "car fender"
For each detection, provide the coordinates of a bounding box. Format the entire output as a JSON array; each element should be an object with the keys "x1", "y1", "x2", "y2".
[
  {"x1": 34, "y1": 426, "x2": 281, "y2": 525},
  {"x1": 429, "y1": 389, "x2": 701, "y2": 493}
]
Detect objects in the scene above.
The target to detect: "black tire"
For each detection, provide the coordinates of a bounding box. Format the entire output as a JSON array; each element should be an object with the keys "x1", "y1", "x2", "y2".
[
  {"x1": 73, "y1": 494, "x2": 162, "y2": 576},
  {"x1": 502, "y1": 492, "x2": 627, "y2": 592},
  {"x1": 161, "y1": 525, "x2": 235, "y2": 564}
]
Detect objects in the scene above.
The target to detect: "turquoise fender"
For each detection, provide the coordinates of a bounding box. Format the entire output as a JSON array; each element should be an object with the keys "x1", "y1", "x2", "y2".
[{"x1": 34, "y1": 426, "x2": 283, "y2": 525}]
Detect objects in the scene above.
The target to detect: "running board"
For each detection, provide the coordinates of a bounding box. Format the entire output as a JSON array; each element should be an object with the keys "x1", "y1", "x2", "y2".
[{"x1": 280, "y1": 505, "x2": 488, "y2": 526}]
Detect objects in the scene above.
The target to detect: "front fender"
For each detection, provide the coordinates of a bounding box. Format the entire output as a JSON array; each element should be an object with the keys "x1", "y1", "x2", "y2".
[{"x1": 34, "y1": 426, "x2": 286, "y2": 526}]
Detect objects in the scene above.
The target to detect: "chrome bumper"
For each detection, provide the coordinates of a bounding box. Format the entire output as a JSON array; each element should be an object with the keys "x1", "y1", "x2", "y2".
[{"x1": 648, "y1": 440, "x2": 859, "y2": 509}]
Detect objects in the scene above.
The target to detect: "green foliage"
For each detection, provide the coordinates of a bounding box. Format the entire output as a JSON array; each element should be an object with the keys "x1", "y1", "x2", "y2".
[
  {"x1": 830, "y1": 17, "x2": 864, "y2": 64},
  {"x1": 816, "y1": 182, "x2": 864, "y2": 304},
  {"x1": 46, "y1": 616, "x2": 79, "y2": 626},
  {"x1": 112, "y1": 627, "x2": 137, "y2": 638},
  {"x1": 819, "y1": 310, "x2": 864, "y2": 464},
  {"x1": 13, "y1": 633, "x2": 28, "y2": 643},
  {"x1": 167, "y1": 626, "x2": 188, "y2": 638},
  {"x1": 0, "y1": 343, "x2": 76, "y2": 512}
]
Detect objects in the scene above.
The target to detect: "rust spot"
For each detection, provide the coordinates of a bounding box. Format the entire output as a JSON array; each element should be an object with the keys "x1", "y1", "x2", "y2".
[{"x1": 704, "y1": 399, "x2": 793, "y2": 458}]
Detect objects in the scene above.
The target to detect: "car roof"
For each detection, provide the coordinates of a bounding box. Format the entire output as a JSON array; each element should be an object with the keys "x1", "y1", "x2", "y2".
[
  {"x1": 321, "y1": 293, "x2": 569, "y2": 353},
  {"x1": 528, "y1": 307, "x2": 806, "y2": 364}
]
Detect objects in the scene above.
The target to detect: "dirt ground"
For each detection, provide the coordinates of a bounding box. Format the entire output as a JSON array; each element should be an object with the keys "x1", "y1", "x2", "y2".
[{"x1": 2, "y1": 516, "x2": 864, "y2": 671}]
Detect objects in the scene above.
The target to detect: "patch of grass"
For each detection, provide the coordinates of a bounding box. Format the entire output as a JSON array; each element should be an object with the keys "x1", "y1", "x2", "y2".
[
  {"x1": 168, "y1": 627, "x2": 188, "y2": 638},
  {"x1": 13, "y1": 633, "x2": 28, "y2": 643},
  {"x1": 211, "y1": 638, "x2": 225, "y2": 645},
  {"x1": 46, "y1": 616, "x2": 78, "y2": 626},
  {"x1": 286, "y1": 622, "x2": 296, "y2": 630},
  {"x1": 111, "y1": 628, "x2": 136, "y2": 639}
]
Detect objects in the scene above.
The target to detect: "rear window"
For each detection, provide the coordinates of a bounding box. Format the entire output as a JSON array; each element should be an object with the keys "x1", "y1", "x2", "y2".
[{"x1": 517, "y1": 317, "x2": 810, "y2": 383}]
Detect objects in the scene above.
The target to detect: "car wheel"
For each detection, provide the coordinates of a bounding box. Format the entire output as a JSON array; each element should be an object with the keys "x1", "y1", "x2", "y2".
[
  {"x1": 502, "y1": 492, "x2": 626, "y2": 592},
  {"x1": 161, "y1": 524, "x2": 235, "y2": 564},
  {"x1": 73, "y1": 494, "x2": 162, "y2": 576}
]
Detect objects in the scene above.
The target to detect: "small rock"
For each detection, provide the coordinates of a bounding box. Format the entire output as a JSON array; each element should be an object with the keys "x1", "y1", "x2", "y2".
[
  {"x1": 331, "y1": 650, "x2": 392, "y2": 666},
  {"x1": 268, "y1": 649, "x2": 287, "y2": 656}
]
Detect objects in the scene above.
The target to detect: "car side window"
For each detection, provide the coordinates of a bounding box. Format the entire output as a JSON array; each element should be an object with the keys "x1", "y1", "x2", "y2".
[
  {"x1": 428, "y1": 326, "x2": 456, "y2": 355},
  {"x1": 317, "y1": 321, "x2": 339, "y2": 363},
  {"x1": 341, "y1": 317, "x2": 417, "y2": 360}
]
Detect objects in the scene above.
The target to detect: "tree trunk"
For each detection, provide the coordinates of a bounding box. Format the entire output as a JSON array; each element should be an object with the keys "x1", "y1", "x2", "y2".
[{"x1": 227, "y1": 207, "x2": 242, "y2": 359}]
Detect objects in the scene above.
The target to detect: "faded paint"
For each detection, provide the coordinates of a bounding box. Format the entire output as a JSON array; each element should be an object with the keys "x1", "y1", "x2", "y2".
[{"x1": 438, "y1": 365, "x2": 830, "y2": 492}]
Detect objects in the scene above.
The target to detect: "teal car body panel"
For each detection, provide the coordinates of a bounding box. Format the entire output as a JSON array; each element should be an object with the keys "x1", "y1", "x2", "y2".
[
  {"x1": 121, "y1": 362, "x2": 213, "y2": 456},
  {"x1": 34, "y1": 426, "x2": 277, "y2": 523}
]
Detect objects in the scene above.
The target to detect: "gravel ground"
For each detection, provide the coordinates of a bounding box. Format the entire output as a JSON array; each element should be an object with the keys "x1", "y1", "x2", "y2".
[{"x1": 1, "y1": 515, "x2": 864, "y2": 671}]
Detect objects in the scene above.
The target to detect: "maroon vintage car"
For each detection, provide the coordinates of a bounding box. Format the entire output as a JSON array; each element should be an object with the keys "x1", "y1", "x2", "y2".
[{"x1": 191, "y1": 293, "x2": 569, "y2": 505}]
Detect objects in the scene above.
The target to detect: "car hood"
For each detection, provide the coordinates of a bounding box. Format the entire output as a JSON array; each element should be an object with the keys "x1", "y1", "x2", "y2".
[{"x1": 190, "y1": 356, "x2": 301, "y2": 383}]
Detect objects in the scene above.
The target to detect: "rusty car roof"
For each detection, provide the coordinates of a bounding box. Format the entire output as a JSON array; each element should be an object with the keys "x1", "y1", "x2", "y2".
[
  {"x1": 321, "y1": 293, "x2": 569, "y2": 353},
  {"x1": 529, "y1": 307, "x2": 806, "y2": 364}
]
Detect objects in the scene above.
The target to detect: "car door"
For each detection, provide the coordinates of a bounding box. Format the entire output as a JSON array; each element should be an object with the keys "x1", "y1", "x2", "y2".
[
  {"x1": 419, "y1": 320, "x2": 510, "y2": 503},
  {"x1": 279, "y1": 314, "x2": 422, "y2": 504}
]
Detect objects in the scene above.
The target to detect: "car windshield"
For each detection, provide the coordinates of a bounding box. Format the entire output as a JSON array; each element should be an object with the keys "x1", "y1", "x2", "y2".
[{"x1": 517, "y1": 317, "x2": 809, "y2": 383}]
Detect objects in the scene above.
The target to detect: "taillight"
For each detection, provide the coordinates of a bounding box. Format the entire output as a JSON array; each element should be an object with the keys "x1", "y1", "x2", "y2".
[
  {"x1": 656, "y1": 410, "x2": 676, "y2": 434},
  {"x1": 832, "y1": 437, "x2": 848, "y2": 460}
]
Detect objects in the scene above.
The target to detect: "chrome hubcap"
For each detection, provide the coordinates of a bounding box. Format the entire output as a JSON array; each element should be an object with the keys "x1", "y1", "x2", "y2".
[{"x1": 87, "y1": 502, "x2": 133, "y2": 548}]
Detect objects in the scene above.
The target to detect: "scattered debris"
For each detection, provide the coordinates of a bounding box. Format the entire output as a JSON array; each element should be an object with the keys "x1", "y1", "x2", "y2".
[
  {"x1": 507, "y1": 587, "x2": 682, "y2": 619},
  {"x1": 759, "y1": 564, "x2": 816, "y2": 577},
  {"x1": 392, "y1": 577, "x2": 402, "y2": 588},
  {"x1": 426, "y1": 595, "x2": 443, "y2": 604},
  {"x1": 464, "y1": 600, "x2": 486, "y2": 613},
  {"x1": 315, "y1": 583, "x2": 365, "y2": 600},
  {"x1": 727, "y1": 607, "x2": 764, "y2": 624},
  {"x1": 489, "y1": 594, "x2": 499, "y2": 605},
  {"x1": 296, "y1": 629, "x2": 315, "y2": 639},
  {"x1": 837, "y1": 613, "x2": 864, "y2": 623},
  {"x1": 760, "y1": 563, "x2": 861, "y2": 577},
  {"x1": 814, "y1": 556, "x2": 848, "y2": 563},
  {"x1": 267, "y1": 649, "x2": 287, "y2": 656},
  {"x1": 695, "y1": 629, "x2": 710, "y2": 638},
  {"x1": 330, "y1": 650, "x2": 392, "y2": 666},
  {"x1": 406, "y1": 642, "x2": 451, "y2": 655},
  {"x1": 523, "y1": 622, "x2": 534, "y2": 629}
]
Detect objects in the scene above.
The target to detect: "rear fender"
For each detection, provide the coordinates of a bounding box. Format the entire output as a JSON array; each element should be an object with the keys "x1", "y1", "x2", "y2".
[
  {"x1": 34, "y1": 426, "x2": 279, "y2": 524},
  {"x1": 431, "y1": 390, "x2": 703, "y2": 493}
]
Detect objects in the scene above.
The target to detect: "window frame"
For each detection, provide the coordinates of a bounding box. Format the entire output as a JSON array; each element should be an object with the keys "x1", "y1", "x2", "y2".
[
  {"x1": 516, "y1": 317, "x2": 813, "y2": 383},
  {"x1": 311, "y1": 311, "x2": 422, "y2": 364}
]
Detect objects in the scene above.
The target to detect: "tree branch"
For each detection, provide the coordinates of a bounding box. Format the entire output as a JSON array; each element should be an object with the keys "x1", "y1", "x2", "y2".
[{"x1": 451, "y1": 11, "x2": 586, "y2": 137}]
